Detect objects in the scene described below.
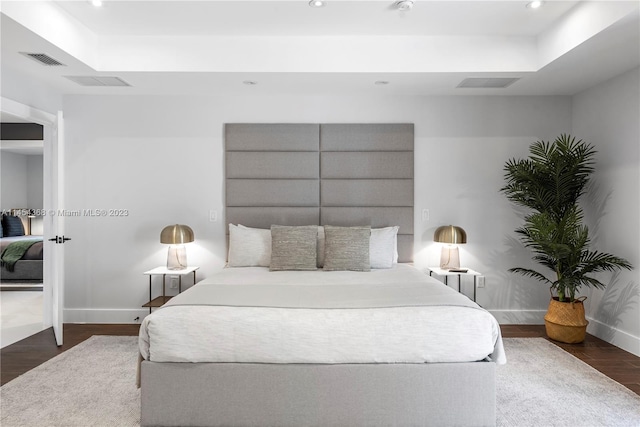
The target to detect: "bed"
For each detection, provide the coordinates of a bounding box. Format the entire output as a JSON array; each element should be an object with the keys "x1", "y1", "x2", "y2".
[
  {"x1": 138, "y1": 123, "x2": 504, "y2": 426},
  {"x1": 140, "y1": 263, "x2": 504, "y2": 426},
  {"x1": 0, "y1": 215, "x2": 43, "y2": 282}
]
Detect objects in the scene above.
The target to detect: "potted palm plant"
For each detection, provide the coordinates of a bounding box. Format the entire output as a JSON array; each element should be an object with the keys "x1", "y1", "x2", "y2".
[{"x1": 501, "y1": 134, "x2": 632, "y2": 343}]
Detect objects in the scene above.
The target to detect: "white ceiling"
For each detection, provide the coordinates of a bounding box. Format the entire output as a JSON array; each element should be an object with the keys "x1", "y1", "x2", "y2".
[
  {"x1": 1, "y1": 1, "x2": 639, "y2": 97},
  {"x1": 52, "y1": 1, "x2": 578, "y2": 37}
]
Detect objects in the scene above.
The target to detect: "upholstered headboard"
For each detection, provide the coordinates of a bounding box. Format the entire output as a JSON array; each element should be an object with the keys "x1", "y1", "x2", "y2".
[{"x1": 225, "y1": 123, "x2": 414, "y2": 262}]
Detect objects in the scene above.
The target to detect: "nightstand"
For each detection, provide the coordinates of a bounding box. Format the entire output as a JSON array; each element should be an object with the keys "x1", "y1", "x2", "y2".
[
  {"x1": 427, "y1": 267, "x2": 482, "y2": 302},
  {"x1": 142, "y1": 266, "x2": 199, "y2": 313}
]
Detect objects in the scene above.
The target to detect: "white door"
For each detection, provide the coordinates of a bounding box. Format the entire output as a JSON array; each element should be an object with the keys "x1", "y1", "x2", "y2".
[
  {"x1": 2, "y1": 97, "x2": 64, "y2": 346},
  {"x1": 49, "y1": 111, "x2": 65, "y2": 345}
]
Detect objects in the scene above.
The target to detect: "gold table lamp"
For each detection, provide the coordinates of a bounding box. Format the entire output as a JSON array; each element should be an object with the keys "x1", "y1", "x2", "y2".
[
  {"x1": 160, "y1": 224, "x2": 194, "y2": 270},
  {"x1": 434, "y1": 225, "x2": 467, "y2": 270}
]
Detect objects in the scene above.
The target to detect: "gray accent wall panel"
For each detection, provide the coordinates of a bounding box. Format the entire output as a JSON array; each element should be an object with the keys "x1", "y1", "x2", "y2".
[
  {"x1": 227, "y1": 152, "x2": 319, "y2": 179},
  {"x1": 226, "y1": 180, "x2": 319, "y2": 207},
  {"x1": 227, "y1": 207, "x2": 320, "y2": 229},
  {"x1": 225, "y1": 123, "x2": 414, "y2": 262},
  {"x1": 320, "y1": 124, "x2": 414, "y2": 151},
  {"x1": 321, "y1": 207, "x2": 413, "y2": 234},
  {"x1": 321, "y1": 180, "x2": 413, "y2": 207},
  {"x1": 397, "y1": 235, "x2": 414, "y2": 262},
  {"x1": 225, "y1": 124, "x2": 319, "y2": 151},
  {"x1": 321, "y1": 152, "x2": 413, "y2": 179}
]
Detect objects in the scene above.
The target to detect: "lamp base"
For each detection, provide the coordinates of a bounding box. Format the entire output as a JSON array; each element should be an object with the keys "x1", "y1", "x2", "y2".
[
  {"x1": 440, "y1": 246, "x2": 460, "y2": 270},
  {"x1": 167, "y1": 245, "x2": 188, "y2": 270}
]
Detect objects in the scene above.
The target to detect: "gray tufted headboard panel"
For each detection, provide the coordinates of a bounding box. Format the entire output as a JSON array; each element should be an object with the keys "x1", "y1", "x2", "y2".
[{"x1": 225, "y1": 123, "x2": 414, "y2": 262}]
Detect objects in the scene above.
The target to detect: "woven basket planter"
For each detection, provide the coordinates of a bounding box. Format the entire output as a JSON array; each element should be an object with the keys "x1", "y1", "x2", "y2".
[{"x1": 544, "y1": 297, "x2": 589, "y2": 344}]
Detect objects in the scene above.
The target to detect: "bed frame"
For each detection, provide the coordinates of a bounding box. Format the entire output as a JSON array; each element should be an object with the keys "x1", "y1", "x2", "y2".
[
  {"x1": 140, "y1": 124, "x2": 497, "y2": 426},
  {"x1": 0, "y1": 235, "x2": 44, "y2": 282},
  {"x1": 141, "y1": 362, "x2": 495, "y2": 426},
  {"x1": 1, "y1": 260, "x2": 43, "y2": 281}
]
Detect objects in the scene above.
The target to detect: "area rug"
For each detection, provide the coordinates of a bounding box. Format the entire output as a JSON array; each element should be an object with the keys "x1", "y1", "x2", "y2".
[
  {"x1": 1, "y1": 336, "x2": 639, "y2": 426},
  {"x1": 497, "y1": 338, "x2": 640, "y2": 426}
]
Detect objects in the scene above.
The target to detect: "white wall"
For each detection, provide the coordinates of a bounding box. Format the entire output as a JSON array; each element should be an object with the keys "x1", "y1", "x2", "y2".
[
  {"x1": 1, "y1": 67, "x2": 63, "y2": 116},
  {"x1": 1, "y1": 151, "x2": 28, "y2": 210},
  {"x1": 572, "y1": 67, "x2": 640, "y2": 355},
  {"x1": 62, "y1": 94, "x2": 571, "y2": 323},
  {"x1": 1, "y1": 66, "x2": 61, "y2": 236}
]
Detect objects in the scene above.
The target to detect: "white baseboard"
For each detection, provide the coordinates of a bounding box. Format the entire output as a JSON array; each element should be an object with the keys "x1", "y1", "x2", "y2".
[
  {"x1": 64, "y1": 308, "x2": 149, "y2": 324},
  {"x1": 587, "y1": 316, "x2": 640, "y2": 357},
  {"x1": 488, "y1": 309, "x2": 546, "y2": 325}
]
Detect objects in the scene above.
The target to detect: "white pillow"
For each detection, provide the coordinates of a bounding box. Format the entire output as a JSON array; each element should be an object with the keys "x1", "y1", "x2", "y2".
[
  {"x1": 370, "y1": 226, "x2": 399, "y2": 269},
  {"x1": 227, "y1": 224, "x2": 271, "y2": 267}
]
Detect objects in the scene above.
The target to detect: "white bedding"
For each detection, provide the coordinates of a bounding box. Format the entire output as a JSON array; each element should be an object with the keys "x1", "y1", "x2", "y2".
[{"x1": 139, "y1": 264, "x2": 505, "y2": 365}]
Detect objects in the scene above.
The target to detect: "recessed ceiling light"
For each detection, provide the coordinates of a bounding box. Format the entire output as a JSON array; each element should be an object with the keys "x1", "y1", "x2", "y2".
[
  {"x1": 375, "y1": 81, "x2": 390, "y2": 85},
  {"x1": 91, "y1": 0, "x2": 103, "y2": 7},
  {"x1": 526, "y1": 1, "x2": 543, "y2": 9},
  {"x1": 395, "y1": 0, "x2": 414, "y2": 11},
  {"x1": 243, "y1": 80, "x2": 257, "y2": 85},
  {"x1": 309, "y1": 0, "x2": 325, "y2": 8}
]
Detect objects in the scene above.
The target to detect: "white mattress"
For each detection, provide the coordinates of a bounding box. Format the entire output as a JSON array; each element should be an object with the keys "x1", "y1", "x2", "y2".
[{"x1": 139, "y1": 264, "x2": 505, "y2": 365}]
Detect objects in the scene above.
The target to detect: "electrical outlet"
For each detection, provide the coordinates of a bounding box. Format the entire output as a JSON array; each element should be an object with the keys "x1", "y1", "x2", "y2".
[
  {"x1": 209, "y1": 210, "x2": 217, "y2": 222},
  {"x1": 170, "y1": 277, "x2": 179, "y2": 289},
  {"x1": 421, "y1": 209, "x2": 429, "y2": 221},
  {"x1": 477, "y1": 276, "x2": 485, "y2": 288}
]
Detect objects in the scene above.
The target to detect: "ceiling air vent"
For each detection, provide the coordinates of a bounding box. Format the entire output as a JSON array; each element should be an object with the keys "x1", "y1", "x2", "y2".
[
  {"x1": 457, "y1": 78, "x2": 520, "y2": 89},
  {"x1": 64, "y1": 76, "x2": 131, "y2": 87},
  {"x1": 20, "y1": 52, "x2": 65, "y2": 66}
]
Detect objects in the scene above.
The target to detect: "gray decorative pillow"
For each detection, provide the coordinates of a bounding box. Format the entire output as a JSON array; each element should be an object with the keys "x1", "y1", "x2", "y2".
[
  {"x1": 323, "y1": 225, "x2": 371, "y2": 272},
  {"x1": 270, "y1": 225, "x2": 318, "y2": 271}
]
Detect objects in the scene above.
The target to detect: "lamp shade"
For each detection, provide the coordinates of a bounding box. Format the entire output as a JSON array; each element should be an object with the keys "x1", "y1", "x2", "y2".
[
  {"x1": 160, "y1": 224, "x2": 194, "y2": 245},
  {"x1": 434, "y1": 225, "x2": 467, "y2": 244}
]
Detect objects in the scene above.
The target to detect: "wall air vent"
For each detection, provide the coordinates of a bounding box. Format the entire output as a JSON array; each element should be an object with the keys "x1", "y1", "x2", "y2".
[
  {"x1": 20, "y1": 52, "x2": 65, "y2": 66},
  {"x1": 64, "y1": 76, "x2": 131, "y2": 87},
  {"x1": 457, "y1": 78, "x2": 520, "y2": 89}
]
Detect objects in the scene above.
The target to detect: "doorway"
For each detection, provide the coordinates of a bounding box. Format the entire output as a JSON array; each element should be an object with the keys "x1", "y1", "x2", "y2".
[
  {"x1": 1, "y1": 97, "x2": 64, "y2": 346},
  {"x1": 0, "y1": 117, "x2": 45, "y2": 347}
]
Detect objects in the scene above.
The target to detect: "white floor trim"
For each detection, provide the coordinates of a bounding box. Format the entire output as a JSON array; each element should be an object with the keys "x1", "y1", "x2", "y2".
[
  {"x1": 64, "y1": 308, "x2": 148, "y2": 324},
  {"x1": 488, "y1": 309, "x2": 546, "y2": 325},
  {"x1": 587, "y1": 316, "x2": 640, "y2": 357}
]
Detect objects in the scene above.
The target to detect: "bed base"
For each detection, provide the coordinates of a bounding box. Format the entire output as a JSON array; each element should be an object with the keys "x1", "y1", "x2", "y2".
[
  {"x1": 0, "y1": 260, "x2": 43, "y2": 281},
  {"x1": 141, "y1": 361, "x2": 495, "y2": 427}
]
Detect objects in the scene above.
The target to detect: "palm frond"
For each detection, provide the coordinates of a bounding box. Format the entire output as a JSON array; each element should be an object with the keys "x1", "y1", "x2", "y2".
[
  {"x1": 509, "y1": 268, "x2": 553, "y2": 285},
  {"x1": 502, "y1": 134, "x2": 633, "y2": 300}
]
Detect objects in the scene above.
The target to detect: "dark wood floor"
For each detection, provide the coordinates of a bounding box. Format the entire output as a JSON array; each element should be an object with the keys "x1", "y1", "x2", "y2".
[
  {"x1": 2, "y1": 324, "x2": 639, "y2": 396},
  {"x1": 1, "y1": 324, "x2": 140, "y2": 386},
  {"x1": 501, "y1": 325, "x2": 640, "y2": 395}
]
